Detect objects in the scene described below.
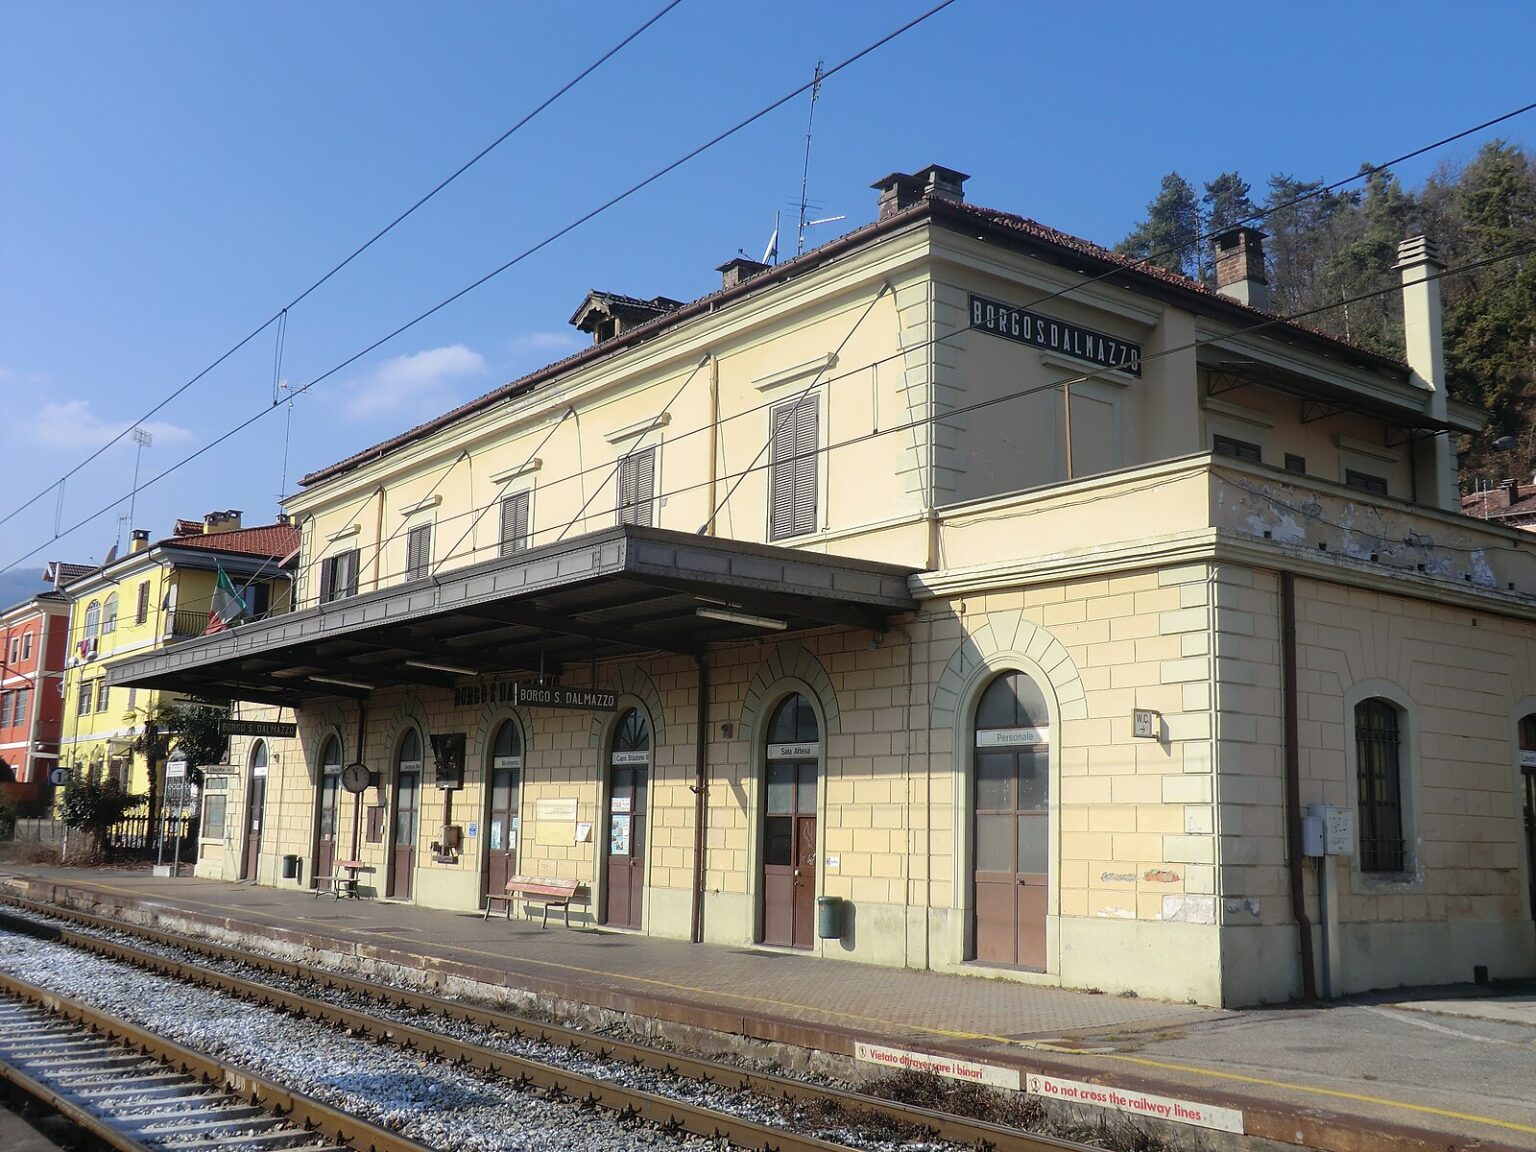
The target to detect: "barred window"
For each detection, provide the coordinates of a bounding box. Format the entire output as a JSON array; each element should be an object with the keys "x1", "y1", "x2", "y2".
[
  {"x1": 499, "y1": 491, "x2": 530, "y2": 557},
  {"x1": 1355, "y1": 698, "x2": 1405, "y2": 873},
  {"x1": 769, "y1": 394, "x2": 819, "y2": 540},
  {"x1": 405, "y1": 524, "x2": 432, "y2": 581},
  {"x1": 319, "y1": 549, "x2": 359, "y2": 603},
  {"x1": 617, "y1": 448, "x2": 655, "y2": 527}
]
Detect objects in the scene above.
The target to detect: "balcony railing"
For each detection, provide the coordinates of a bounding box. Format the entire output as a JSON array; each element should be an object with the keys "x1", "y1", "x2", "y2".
[{"x1": 168, "y1": 607, "x2": 282, "y2": 642}]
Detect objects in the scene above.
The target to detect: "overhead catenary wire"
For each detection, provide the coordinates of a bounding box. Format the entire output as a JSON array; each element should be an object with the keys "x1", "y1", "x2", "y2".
[
  {"x1": 250, "y1": 233, "x2": 1536, "y2": 601},
  {"x1": 0, "y1": 0, "x2": 686, "y2": 535},
  {"x1": 0, "y1": 0, "x2": 959, "y2": 578}
]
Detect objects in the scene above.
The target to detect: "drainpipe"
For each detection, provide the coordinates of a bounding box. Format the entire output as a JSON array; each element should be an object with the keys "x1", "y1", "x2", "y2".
[
  {"x1": 1280, "y1": 572, "x2": 1318, "y2": 1000},
  {"x1": 704, "y1": 357, "x2": 719, "y2": 536},
  {"x1": 690, "y1": 654, "x2": 710, "y2": 943},
  {"x1": 350, "y1": 700, "x2": 367, "y2": 861}
]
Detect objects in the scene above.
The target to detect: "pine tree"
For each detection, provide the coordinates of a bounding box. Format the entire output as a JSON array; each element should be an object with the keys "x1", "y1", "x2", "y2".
[{"x1": 1117, "y1": 173, "x2": 1202, "y2": 279}]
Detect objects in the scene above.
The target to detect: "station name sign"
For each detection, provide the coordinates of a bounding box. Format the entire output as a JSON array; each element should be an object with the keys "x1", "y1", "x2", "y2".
[
  {"x1": 219, "y1": 719, "x2": 298, "y2": 738},
  {"x1": 969, "y1": 294, "x2": 1141, "y2": 377},
  {"x1": 453, "y1": 679, "x2": 617, "y2": 712}
]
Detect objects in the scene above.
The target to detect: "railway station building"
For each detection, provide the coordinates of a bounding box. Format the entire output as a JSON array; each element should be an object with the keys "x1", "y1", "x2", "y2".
[{"x1": 108, "y1": 164, "x2": 1536, "y2": 1007}]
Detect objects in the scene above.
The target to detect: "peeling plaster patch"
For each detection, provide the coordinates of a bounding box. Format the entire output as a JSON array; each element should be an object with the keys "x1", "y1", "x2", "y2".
[
  {"x1": 1223, "y1": 897, "x2": 1261, "y2": 917},
  {"x1": 1144, "y1": 868, "x2": 1181, "y2": 884},
  {"x1": 1099, "y1": 872, "x2": 1135, "y2": 884},
  {"x1": 1469, "y1": 549, "x2": 1497, "y2": 586},
  {"x1": 1162, "y1": 895, "x2": 1216, "y2": 924},
  {"x1": 1095, "y1": 906, "x2": 1135, "y2": 919}
]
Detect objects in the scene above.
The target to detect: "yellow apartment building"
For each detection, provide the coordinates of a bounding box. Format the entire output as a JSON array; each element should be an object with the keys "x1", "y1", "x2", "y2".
[
  {"x1": 62, "y1": 512, "x2": 298, "y2": 794},
  {"x1": 109, "y1": 165, "x2": 1536, "y2": 1006}
]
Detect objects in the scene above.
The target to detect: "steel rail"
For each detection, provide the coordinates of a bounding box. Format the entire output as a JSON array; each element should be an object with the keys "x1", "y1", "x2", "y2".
[
  {"x1": 0, "y1": 896, "x2": 1092, "y2": 1152},
  {"x1": 0, "y1": 968, "x2": 435, "y2": 1152}
]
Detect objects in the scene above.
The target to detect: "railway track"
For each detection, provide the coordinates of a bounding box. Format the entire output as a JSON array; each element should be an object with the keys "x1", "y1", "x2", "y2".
[
  {"x1": 0, "y1": 895, "x2": 1095, "y2": 1152},
  {"x1": 0, "y1": 967, "x2": 437, "y2": 1152}
]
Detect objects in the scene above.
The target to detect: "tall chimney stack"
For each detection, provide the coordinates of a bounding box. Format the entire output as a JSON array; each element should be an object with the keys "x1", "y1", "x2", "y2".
[
  {"x1": 129, "y1": 530, "x2": 150, "y2": 554},
  {"x1": 716, "y1": 257, "x2": 769, "y2": 290},
  {"x1": 1395, "y1": 236, "x2": 1457, "y2": 512},
  {"x1": 1212, "y1": 227, "x2": 1269, "y2": 310}
]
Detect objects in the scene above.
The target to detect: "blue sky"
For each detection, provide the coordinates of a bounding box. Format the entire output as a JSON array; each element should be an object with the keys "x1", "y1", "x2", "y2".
[{"x1": 3, "y1": 0, "x2": 1535, "y2": 583}]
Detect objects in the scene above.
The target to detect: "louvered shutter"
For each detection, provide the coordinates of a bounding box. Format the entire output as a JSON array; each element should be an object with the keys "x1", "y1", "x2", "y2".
[
  {"x1": 319, "y1": 555, "x2": 336, "y2": 603},
  {"x1": 770, "y1": 395, "x2": 818, "y2": 539},
  {"x1": 500, "y1": 492, "x2": 530, "y2": 556},
  {"x1": 406, "y1": 525, "x2": 431, "y2": 579},
  {"x1": 618, "y1": 449, "x2": 654, "y2": 527}
]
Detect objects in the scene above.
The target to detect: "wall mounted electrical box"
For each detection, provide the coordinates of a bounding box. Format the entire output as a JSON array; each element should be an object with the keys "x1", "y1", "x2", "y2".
[{"x1": 1305, "y1": 804, "x2": 1354, "y2": 856}]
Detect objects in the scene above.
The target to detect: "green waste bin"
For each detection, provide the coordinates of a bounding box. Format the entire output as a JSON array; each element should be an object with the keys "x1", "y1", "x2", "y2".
[
  {"x1": 816, "y1": 895, "x2": 844, "y2": 939},
  {"x1": 282, "y1": 854, "x2": 301, "y2": 881}
]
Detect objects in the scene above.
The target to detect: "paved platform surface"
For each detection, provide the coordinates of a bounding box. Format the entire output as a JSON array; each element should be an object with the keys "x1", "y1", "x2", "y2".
[{"x1": 2, "y1": 867, "x2": 1533, "y2": 1152}]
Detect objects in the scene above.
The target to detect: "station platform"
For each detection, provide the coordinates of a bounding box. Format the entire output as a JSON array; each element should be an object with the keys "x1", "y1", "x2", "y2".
[{"x1": 2, "y1": 866, "x2": 1532, "y2": 1152}]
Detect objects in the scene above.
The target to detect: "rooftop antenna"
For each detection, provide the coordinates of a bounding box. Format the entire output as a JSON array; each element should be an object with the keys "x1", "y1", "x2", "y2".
[
  {"x1": 127, "y1": 426, "x2": 152, "y2": 534},
  {"x1": 795, "y1": 59, "x2": 824, "y2": 258},
  {"x1": 114, "y1": 511, "x2": 131, "y2": 551}
]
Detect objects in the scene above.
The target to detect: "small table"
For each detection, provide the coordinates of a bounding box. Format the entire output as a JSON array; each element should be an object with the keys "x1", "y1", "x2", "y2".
[{"x1": 315, "y1": 860, "x2": 367, "y2": 899}]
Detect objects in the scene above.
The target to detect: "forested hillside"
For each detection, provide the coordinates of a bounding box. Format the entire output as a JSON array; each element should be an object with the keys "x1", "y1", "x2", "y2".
[{"x1": 1115, "y1": 142, "x2": 1536, "y2": 486}]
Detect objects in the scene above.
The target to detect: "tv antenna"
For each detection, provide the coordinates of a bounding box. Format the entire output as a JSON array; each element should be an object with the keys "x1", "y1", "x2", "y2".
[
  {"x1": 795, "y1": 59, "x2": 824, "y2": 258},
  {"x1": 126, "y1": 426, "x2": 152, "y2": 534}
]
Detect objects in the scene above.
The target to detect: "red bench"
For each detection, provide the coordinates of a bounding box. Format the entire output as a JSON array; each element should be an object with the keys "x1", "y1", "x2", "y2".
[{"x1": 485, "y1": 875, "x2": 586, "y2": 927}]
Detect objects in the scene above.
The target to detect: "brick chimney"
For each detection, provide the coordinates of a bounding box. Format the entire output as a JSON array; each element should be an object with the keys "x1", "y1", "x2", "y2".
[
  {"x1": 1212, "y1": 227, "x2": 1269, "y2": 310},
  {"x1": 129, "y1": 529, "x2": 150, "y2": 553},
  {"x1": 1395, "y1": 236, "x2": 1457, "y2": 511},
  {"x1": 871, "y1": 164, "x2": 969, "y2": 221},
  {"x1": 717, "y1": 256, "x2": 769, "y2": 289},
  {"x1": 203, "y1": 509, "x2": 242, "y2": 534}
]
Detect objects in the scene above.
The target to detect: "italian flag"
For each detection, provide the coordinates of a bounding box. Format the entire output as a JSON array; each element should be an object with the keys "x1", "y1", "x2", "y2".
[{"x1": 203, "y1": 564, "x2": 245, "y2": 635}]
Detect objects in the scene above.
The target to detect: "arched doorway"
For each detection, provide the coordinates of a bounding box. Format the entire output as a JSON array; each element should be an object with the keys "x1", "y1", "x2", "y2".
[
  {"x1": 389, "y1": 729, "x2": 422, "y2": 899},
  {"x1": 483, "y1": 720, "x2": 523, "y2": 904},
  {"x1": 602, "y1": 708, "x2": 649, "y2": 929},
  {"x1": 313, "y1": 736, "x2": 342, "y2": 887},
  {"x1": 761, "y1": 693, "x2": 819, "y2": 948},
  {"x1": 241, "y1": 741, "x2": 268, "y2": 881},
  {"x1": 1521, "y1": 715, "x2": 1536, "y2": 922},
  {"x1": 971, "y1": 670, "x2": 1050, "y2": 969}
]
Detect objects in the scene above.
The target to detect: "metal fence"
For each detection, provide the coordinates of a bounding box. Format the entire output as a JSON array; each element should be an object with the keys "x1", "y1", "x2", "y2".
[{"x1": 109, "y1": 812, "x2": 199, "y2": 855}]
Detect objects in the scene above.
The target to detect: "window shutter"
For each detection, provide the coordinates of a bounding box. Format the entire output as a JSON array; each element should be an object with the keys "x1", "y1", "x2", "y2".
[
  {"x1": 135, "y1": 581, "x2": 150, "y2": 625},
  {"x1": 319, "y1": 556, "x2": 336, "y2": 603},
  {"x1": 618, "y1": 449, "x2": 654, "y2": 527},
  {"x1": 770, "y1": 395, "x2": 818, "y2": 539},
  {"x1": 406, "y1": 525, "x2": 431, "y2": 580},
  {"x1": 341, "y1": 549, "x2": 358, "y2": 597},
  {"x1": 500, "y1": 492, "x2": 530, "y2": 556}
]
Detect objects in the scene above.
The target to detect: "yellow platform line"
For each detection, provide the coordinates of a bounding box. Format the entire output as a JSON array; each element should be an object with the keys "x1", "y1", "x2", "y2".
[{"x1": 40, "y1": 879, "x2": 1536, "y2": 1139}]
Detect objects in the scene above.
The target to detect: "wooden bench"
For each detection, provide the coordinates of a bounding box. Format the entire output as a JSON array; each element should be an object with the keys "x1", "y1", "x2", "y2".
[
  {"x1": 314, "y1": 860, "x2": 368, "y2": 900},
  {"x1": 485, "y1": 876, "x2": 586, "y2": 927}
]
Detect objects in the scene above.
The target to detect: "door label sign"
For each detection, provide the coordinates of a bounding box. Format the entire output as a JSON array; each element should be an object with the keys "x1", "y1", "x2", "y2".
[
  {"x1": 767, "y1": 743, "x2": 819, "y2": 760},
  {"x1": 976, "y1": 727, "x2": 1047, "y2": 747},
  {"x1": 855, "y1": 1042, "x2": 1019, "y2": 1090},
  {"x1": 1025, "y1": 1074, "x2": 1243, "y2": 1134},
  {"x1": 611, "y1": 751, "x2": 650, "y2": 766},
  {"x1": 969, "y1": 293, "x2": 1142, "y2": 377},
  {"x1": 493, "y1": 755, "x2": 522, "y2": 770},
  {"x1": 610, "y1": 796, "x2": 631, "y2": 813},
  {"x1": 1520, "y1": 749, "x2": 1536, "y2": 768}
]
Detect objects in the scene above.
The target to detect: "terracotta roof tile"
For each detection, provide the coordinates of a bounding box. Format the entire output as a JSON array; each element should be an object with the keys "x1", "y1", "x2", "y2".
[{"x1": 157, "y1": 523, "x2": 299, "y2": 559}]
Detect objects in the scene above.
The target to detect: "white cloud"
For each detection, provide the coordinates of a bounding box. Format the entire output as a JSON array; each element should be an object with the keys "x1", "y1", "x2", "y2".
[
  {"x1": 343, "y1": 344, "x2": 487, "y2": 421},
  {"x1": 30, "y1": 400, "x2": 193, "y2": 449},
  {"x1": 506, "y1": 330, "x2": 584, "y2": 360}
]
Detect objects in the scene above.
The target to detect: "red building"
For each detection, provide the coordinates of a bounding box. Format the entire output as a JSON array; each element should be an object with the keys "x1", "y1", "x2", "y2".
[{"x1": 1, "y1": 570, "x2": 77, "y2": 810}]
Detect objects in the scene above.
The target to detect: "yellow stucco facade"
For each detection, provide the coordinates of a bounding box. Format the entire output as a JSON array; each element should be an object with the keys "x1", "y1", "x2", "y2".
[{"x1": 112, "y1": 167, "x2": 1536, "y2": 1006}]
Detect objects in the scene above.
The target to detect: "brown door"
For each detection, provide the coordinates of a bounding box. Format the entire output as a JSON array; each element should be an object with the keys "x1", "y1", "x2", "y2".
[
  {"x1": 602, "y1": 709, "x2": 649, "y2": 929},
  {"x1": 313, "y1": 737, "x2": 342, "y2": 886},
  {"x1": 483, "y1": 721, "x2": 522, "y2": 902},
  {"x1": 972, "y1": 673, "x2": 1050, "y2": 970},
  {"x1": 242, "y1": 742, "x2": 268, "y2": 881},
  {"x1": 761, "y1": 694, "x2": 821, "y2": 948},
  {"x1": 1521, "y1": 717, "x2": 1536, "y2": 922},
  {"x1": 389, "y1": 731, "x2": 422, "y2": 900}
]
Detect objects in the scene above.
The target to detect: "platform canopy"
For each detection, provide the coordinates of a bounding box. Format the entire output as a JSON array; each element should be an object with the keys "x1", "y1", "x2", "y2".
[{"x1": 104, "y1": 526, "x2": 919, "y2": 705}]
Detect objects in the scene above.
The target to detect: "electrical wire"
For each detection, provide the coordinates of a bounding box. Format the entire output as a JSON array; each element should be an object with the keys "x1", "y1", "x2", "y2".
[
  {"x1": 0, "y1": 0, "x2": 958, "y2": 575},
  {"x1": 0, "y1": 0, "x2": 686, "y2": 534}
]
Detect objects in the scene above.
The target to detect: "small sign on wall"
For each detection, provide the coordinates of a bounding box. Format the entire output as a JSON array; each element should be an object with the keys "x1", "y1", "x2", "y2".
[{"x1": 1132, "y1": 709, "x2": 1159, "y2": 739}]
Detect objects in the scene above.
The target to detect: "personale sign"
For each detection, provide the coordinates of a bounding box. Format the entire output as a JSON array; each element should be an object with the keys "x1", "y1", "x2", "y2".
[
  {"x1": 219, "y1": 719, "x2": 298, "y2": 738},
  {"x1": 969, "y1": 293, "x2": 1141, "y2": 377},
  {"x1": 453, "y1": 679, "x2": 617, "y2": 712}
]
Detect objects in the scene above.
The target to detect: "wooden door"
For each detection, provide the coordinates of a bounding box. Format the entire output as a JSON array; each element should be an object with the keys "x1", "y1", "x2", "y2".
[
  {"x1": 314, "y1": 737, "x2": 342, "y2": 886},
  {"x1": 483, "y1": 721, "x2": 522, "y2": 902},
  {"x1": 242, "y1": 742, "x2": 268, "y2": 881},
  {"x1": 390, "y1": 730, "x2": 422, "y2": 900},
  {"x1": 1521, "y1": 716, "x2": 1536, "y2": 922},
  {"x1": 972, "y1": 673, "x2": 1050, "y2": 970},
  {"x1": 761, "y1": 695, "x2": 820, "y2": 948},
  {"x1": 602, "y1": 709, "x2": 649, "y2": 929}
]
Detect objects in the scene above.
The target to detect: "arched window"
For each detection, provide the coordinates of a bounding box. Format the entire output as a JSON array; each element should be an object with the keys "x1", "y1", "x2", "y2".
[
  {"x1": 102, "y1": 593, "x2": 118, "y2": 635},
  {"x1": 84, "y1": 601, "x2": 101, "y2": 642},
  {"x1": 317, "y1": 736, "x2": 342, "y2": 844},
  {"x1": 1355, "y1": 699, "x2": 1404, "y2": 873},
  {"x1": 251, "y1": 740, "x2": 267, "y2": 772}
]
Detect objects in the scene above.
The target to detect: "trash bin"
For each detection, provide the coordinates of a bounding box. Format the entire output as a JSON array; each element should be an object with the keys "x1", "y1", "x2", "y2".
[
  {"x1": 816, "y1": 895, "x2": 844, "y2": 940},
  {"x1": 282, "y1": 854, "x2": 301, "y2": 881}
]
